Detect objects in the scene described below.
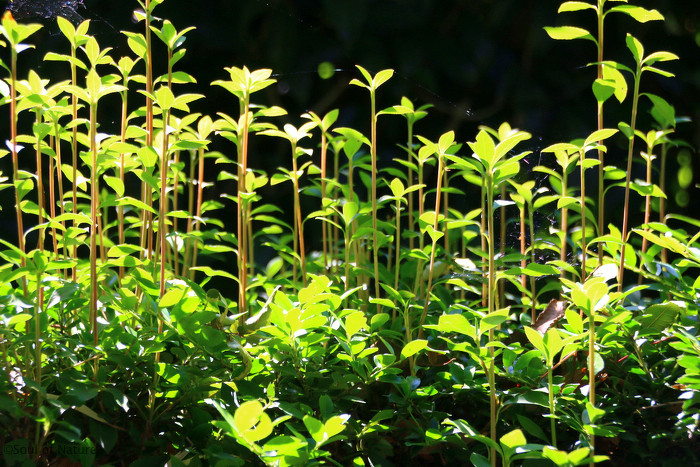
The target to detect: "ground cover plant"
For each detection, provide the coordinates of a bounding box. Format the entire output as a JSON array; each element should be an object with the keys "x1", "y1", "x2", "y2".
[{"x1": 0, "y1": 0, "x2": 698, "y2": 465}]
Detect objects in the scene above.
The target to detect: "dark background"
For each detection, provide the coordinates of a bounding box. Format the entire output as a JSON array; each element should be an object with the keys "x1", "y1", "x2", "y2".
[{"x1": 2, "y1": 0, "x2": 699, "y2": 261}]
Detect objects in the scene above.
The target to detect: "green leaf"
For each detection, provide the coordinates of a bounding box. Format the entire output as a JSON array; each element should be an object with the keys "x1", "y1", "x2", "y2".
[
  {"x1": 628, "y1": 181, "x2": 666, "y2": 198},
  {"x1": 159, "y1": 288, "x2": 187, "y2": 308},
  {"x1": 116, "y1": 196, "x2": 157, "y2": 214},
  {"x1": 401, "y1": 339, "x2": 428, "y2": 359},
  {"x1": 500, "y1": 428, "x2": 527, "y2": 450},
  {"x1": 7, "y1": 313, "x2": 32, "y2": 327},
  {"x1": 592, "y1": 78, "x2": 615, "y2": 104},
  {"x1": 322, "y1": 415, "x2": 349, "y2": 442},
  {"x1": 643, "y1": 51, "x2": 679, "y2": 66},
  {"x1": 524, "y1": 326, "x2": 546, "y2": 356},
  {"x1": 603, "y1": 64, "x2": 628, "y2": 103},
  {"x1": 544, "y1": 26, "x2": 596, "y2": 43},
  {"x1": 481, "y1": 309, "x2": 509, "y2": 330},
  {"x1": 427, "y1": 313, "x2": 475, "y2": 337},
  {"x1": 609, "y1": 5, "x2": 664, "y2": 23},
  {"x1": 373, "y1": 69, "x2": 394, "y2": 89},
  {"x1": 234, "y1": 400, "x2": 273, "y2": 443},
  {"x1": 639, "y1": 302, "x2": 681, "y2": 333},
  {"x1": 584, "y1": 129, "x2": 618, "y2": 147},
  {"x1": 103, "y1": 175, "x2": 125, "y2": 197},
  {"x1": 389, "y1": 177, "x2": 405, "y2": 197},
  {"x1": 626, "y1": 34, "x2": 644, "y2": 64},
  {"x1": 558, "y1": 2, "x2": 595, "y2": 13},
  {"x1": 507, "y1": 263, "x2": 560, "y2": 277},
  {"x1": 543, "y1": 446, "x2": 570, "y2": 465},
  {"x1": 189, "y1": 266, "x2": 238, "y2": 282},
  {"x1": 472, "y1": 129, "x2": 495, "y2": 165},
  {"x1": 263, "y1": 435, "x2": 307, "y2": 456},
  {"x1": 516, "y1": 415, "x2": 549, "y2": 443},
  {"x1": 470, "y1": 452, "x2": 491, "y2": 467},
  {"x1": 303, "y1": 414, "x2": 324, "y2": 444},
  {"x1": 345, "y1": 310, "x2": 368, "y2": 338}
]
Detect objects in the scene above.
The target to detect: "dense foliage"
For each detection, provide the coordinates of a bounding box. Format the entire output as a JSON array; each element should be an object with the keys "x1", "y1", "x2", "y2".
[{"x1": 0, "y1": 0, "x2": 698, "y2": 465}]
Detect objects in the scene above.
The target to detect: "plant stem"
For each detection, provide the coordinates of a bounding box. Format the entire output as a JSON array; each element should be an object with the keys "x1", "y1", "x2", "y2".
[
  {"x1": 638, "y1": 145, "x2": 653, "y2": 284},
  {"x1": 528, "y1": 204, "x2": 536, "y2": 322},
  {"x1": 560, "y1": 168, "x2": 569, "y2": 277},
  {"x1": 118, "y1": 78, "x2": 128, "y2": 281},
  {"x1": 291, "y1": 140, "x2": 307, "y2": 286},
  {"x1": 394, "y1": 197, "x2": 402, "y2": 295},
  {"x1": 548, "y1": 364, "x2": 557, "y2": 448},
  {"x1": 70, "y1": 35, "x2": 79, "y2": 280},
  {"x1": 159, "y1": 107, "x2": 171, "y2": 299},
  {"x1": 320, "y1": 129, "x2": 328, "y2": 271},
  {"x1": 481, "y1": 184, "x2": 487, "y2": 308},
  {"x1": 443, "y1": 170, "x2": 450, "y2": 251},
  {"x1": 596, "y1": 4, "x2": 606, "y2": 264},
  {"x1": 618, "y1": 66, "x2": 642, "y2": 292},
  {"x1": 9, "y1": 42, "x2": 27, "y2": 294},
  {"x1": 499, "y1": 184, "x2": 506, "y2": 307},
  {"x1": 141, "y1": 0, "x2": 155, "y2": 262},
  {"x1": 33, "y1": 109, "x2": 46, "y2": 252},
  {"x1": 588, "y1": 308, "x2": 596, "y2": 459},
  {"x1": 89, "y1": 102, "x2": 99, "y2": 348},
  {"x1": 580, "y1": 149, "x2": 588, "y2": 281},
  {"x1": 238, "y1": 97, "x2": 250, "y2": 320},
  {"x1": 418, "y1": 154, "x2": 444, "y2": 338},
  {"x1": 370, "y1": 90, "x2": 381, "y2": 303},
  {"x1": 407, "y1": 122, "x2": 415, "y2": 251},
  {"x1": 190, "y1": 146, "x2": 205, "y2": 279},
  {"x1": 486, "y1": 173, "x2": 497, "y2": 467},
  {"x1": 659, "y1": 142, "x2": 668, "y2": 264}
]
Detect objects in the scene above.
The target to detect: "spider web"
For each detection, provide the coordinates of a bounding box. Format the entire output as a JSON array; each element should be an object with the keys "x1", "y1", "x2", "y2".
[{"x1": 7, "y1": 0, "x2": 85, "y2": 25}]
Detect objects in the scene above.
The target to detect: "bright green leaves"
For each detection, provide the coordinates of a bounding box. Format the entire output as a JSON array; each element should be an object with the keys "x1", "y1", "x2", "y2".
[
  {"x1": 303, "y1": 413, "x2": 349, "y2": 448},
  {"x1": 233, "y1": 400, "x2": 274, "y2": 444},
  {"x1": 562, "y1": 276, "x2": 610, "y2": 315},
  {"x1": 543, "y1": 446, "x2": 609, "y2": 466},
  {"x1": 260, "y1": 121, "x2": 318, "y2": 148},
  {"x1": 638, "y1": 302, "x2": 682, "y2": 334},
  {"x1": 65, "y1": 66, "x2": 126, "y2": 107},
  {"x1": 545, "y1": 26, "x2": 596, "y2": 44},
  {"x1": 465, "y1": 126, "x2": 531, "y2": 180},
  {"x1": 0, "y1": 10, "x2": 42, "y2": 52},
  {"x1": 401, "y1": 339, "x2": 428, "y2": 359},
  {"x1": 387, "y1": 177, "x2": 422, "y2": 200},
  {"x1": 607, "y1": 5, "x2": 664, "y2": 23},
  {"x1": 212, "y1": 66, "x2": 276, "y2": 101},
  {"x1": 211, "y1": 399, "x2": 273, "y2": 449},
  {"x1": 416, "y1": 130, "x2": 457, "y2": 163},
  {"x1": 525, "y1": 326, "x2": 580, "y2": 368},
  {"x1": 144, "y1": 84, "x2": 203, "y2": 113},
  {"x1": 465, "y1": 428, "x2": 543, "y2": 467},
  {"x1": 557, "y1": 2, "x2": 594, "y2": 13},
  {"x1": 211, "y1": 397, "x2": 349, "y2": 464},
  {"x1": 473, "y1": 129, "x2": 496, "y2": 164},
  {"x1": 56, "y1": 16, "x2": 90, "y2": 48},
  {"x1": 593, "y1": 64, "x2": 627, "y2": 105},
  {"x1": 546, "y1": 1, "x2": 664, "y2": 47},
  {"x1": 613, "y1": 33, "x2": 678, "y2": 83},
  {"x1": 151, "y1": 19, "x2": 194, "y2": 51},
  {"x1": 449, "y1": 124, "x2": 531, "y2": 211},
  {"x1": 542, "y1": 129, "x2": 618, "y2": 160},
  {"x1": 350, "y1": 65, "x2": 394, "y2": 92}
]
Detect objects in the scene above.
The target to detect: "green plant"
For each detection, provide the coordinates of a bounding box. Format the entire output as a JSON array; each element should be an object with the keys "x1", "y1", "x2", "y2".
[
  {"x1": 0, "y1": 1, "x2": 696, "y2": 465},
  {"x1": 614, "y1": 34, "x2": 678, "y2": 289},
  {"x1": 545, "y1": 0, "x2": 663, "y2": 263}
]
